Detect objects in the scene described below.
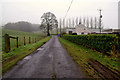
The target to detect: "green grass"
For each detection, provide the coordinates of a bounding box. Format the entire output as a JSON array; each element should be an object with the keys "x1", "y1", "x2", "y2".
[
  {"x1": 2, "y1": 29, "x2": 46, "y2": 51},
  {"x1": 59, "y1": 38, "x2": 120, "y2": 78},
  {"x1": 2, "y1": 36, "x2": 51, "y2": 74}
]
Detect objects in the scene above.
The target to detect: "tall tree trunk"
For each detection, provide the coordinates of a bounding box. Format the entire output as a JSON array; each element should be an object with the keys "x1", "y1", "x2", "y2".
[{"x1": 47, "y1": 23, "x2": 50, "y2": 36}]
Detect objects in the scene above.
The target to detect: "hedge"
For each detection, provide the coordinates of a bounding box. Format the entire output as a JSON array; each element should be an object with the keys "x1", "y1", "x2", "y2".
[{"x1": 63, "y1": 34, "x2": 120, "y2": 54}]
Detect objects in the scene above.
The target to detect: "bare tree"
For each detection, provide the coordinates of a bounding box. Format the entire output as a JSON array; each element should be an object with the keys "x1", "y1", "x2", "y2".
[
  {"x1": 94, "y1": 17, "x2": 97, "y2": 29},
  {"x1": 59, "y1": 18, "x2": 62, "y2": 35},
  {"x1": 66, "y1": 19, "x2": 69, "y2": 28},
  {"x1": 62, "y1": 19, "x2": 66, "y2": 33},
  {"x1": 41, "y1": 12, "x2": 58, "y2": 36},
  {"x1": 83, "y1": 17, "x2": 86, "y2": 26},
  {"x1": 69, "y1": 18, "x2": 71, "y2": 28},
  {"x1": 79, "y1": 17, "x2": 82, "y2": 24},
  {"x1": 90, "y1": 17, "x2": 93, "y2": 29},
  {"x1": 75, "y1": 17, "x2": 78, "y2": 25},
  {"x1": 54, "y1": 19, "x2": 58, "y2": 34},
  {"x1": 72, "y1": 18, "x2": 75, "y2": 27},
  {"x1": 86, "y1": 17, "x2": 89, "y2": 28}
]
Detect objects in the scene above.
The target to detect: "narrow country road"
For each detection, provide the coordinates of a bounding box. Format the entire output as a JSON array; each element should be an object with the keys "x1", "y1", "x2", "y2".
[{"x1": 3, "y1": 36, "x2": 85, "y2": 78}]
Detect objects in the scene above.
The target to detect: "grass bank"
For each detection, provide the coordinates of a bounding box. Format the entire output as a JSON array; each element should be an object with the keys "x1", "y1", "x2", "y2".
[
  {"x1": 59, "y1": 38, "x2": 120, "y2": 78},
  {"x1": 2, "y1": 36, "x2": 51, "y2": 74}
]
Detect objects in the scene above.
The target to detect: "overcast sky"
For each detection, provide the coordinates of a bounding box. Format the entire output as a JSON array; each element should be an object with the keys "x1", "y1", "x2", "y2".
[{"x1": 0, "y1": 0, "x2": 119, "y2": 29}]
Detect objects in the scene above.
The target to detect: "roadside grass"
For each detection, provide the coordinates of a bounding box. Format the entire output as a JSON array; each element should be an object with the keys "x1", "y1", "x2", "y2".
[
  {"x1": 59, "y1": 38, "x2": 120, "y2": 78},
  {"x1": 2, "y1": 36, "x2": 51, "y2": 74}
]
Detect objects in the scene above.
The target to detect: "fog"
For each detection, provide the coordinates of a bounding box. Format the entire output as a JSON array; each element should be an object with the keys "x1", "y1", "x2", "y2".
[{"x1": 0, "y1": 0, "x2": 119, "y2": 29}]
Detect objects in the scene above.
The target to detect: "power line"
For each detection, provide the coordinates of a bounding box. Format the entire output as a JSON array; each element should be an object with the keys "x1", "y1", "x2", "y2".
[{"x1": 64, "y1": 0, "x2": 74, "y2": 19}]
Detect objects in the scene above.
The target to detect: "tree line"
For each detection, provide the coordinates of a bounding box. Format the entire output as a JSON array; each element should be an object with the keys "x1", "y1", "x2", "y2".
[
  {"x1": 2, "y1": 21, "x2": 40, "y2": 32},
  {"x1": 58, "y1": 17, "x2": 104, "y2": 29}
]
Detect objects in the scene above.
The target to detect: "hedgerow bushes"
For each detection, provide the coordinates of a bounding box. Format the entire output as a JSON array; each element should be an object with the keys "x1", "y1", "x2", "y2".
[{"x1": 63, "y1": 34, "x2": 120, "y2": 54}]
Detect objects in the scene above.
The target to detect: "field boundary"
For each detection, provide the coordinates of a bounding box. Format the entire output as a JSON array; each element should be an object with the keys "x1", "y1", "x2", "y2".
[{"x1": 4, "y1": 33, "x2": 44, "y2": 53}]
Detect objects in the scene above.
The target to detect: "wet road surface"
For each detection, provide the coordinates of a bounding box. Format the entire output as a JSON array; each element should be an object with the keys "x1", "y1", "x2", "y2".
[{"x1": 3, "y1": 36, "x2": 85, "y2": 78}]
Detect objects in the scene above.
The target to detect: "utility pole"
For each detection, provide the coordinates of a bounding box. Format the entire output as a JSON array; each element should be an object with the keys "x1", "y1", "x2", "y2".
[{"x1": 99, "y1": 9, "x2": 102, "y2": 33}]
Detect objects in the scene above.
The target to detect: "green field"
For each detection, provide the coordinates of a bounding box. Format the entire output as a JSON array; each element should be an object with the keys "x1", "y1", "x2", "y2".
[{"x1": 2, "y1": 29, "x2": 46, "y2": 52}]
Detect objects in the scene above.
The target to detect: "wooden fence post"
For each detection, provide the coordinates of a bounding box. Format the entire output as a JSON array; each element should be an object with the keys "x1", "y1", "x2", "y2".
[
  {"x1": 24, "y1": 37, "x2": 26, "y2": 45},
  {"x1": 16, "y1": 37, "x2": 18, "y2": 48},
  {"x1": 29, "y1": 37, "x2": 31, "y2": 44},
  {"x1": 5, "y1": 34, "x2": 10, "y2": 53}
]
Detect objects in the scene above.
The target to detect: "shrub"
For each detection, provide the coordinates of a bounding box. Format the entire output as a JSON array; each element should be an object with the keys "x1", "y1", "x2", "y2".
[{"x1": 63, "y1": 34, "x2": 119, "y2": 54}]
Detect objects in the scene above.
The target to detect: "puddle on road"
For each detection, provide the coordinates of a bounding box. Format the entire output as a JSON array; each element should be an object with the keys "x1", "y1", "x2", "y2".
[
  {"x1": 18, "y1": 47, "x2": 44, "y2": 65},
  {"x1": 37, "y1": 47, "x2": 44, "y2": 51},
  {"x1": 17, "y1": 56, "x2": 31, "y2": 65},
  {"x1": 23, "y1": 56, "x2": 32, "y2": 60},
  {"x1": 23, "y1": 47, "x2": 44, "y2": 60}
]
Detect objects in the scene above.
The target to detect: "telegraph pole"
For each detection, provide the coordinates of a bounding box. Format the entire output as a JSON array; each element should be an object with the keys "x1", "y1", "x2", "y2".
[{"x1": 99, "y1": 9, "x2": 102, "y2": 33}]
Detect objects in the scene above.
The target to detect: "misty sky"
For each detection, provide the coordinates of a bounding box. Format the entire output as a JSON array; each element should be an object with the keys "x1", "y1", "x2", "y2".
[{"x1": 0, "y1": 0, "x2": 119, "y2": 29}]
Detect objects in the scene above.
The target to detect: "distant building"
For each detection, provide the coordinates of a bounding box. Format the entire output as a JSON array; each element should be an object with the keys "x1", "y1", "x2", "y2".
[
  {"x1": 75, "y1": 24, "x2": 91, "y2": 35},
  {"x1": 66, "y1": 28, "x2": 76, "y2": 34},
  {"x1": 66, "y1": 23, "x2": 91, "y2": 35},
  {"x1": 65, "y1": 23, "x2": 120, "y2": 35},
  {"x1": 118, "y1": 1, "x2": 120, "y2": 29}
]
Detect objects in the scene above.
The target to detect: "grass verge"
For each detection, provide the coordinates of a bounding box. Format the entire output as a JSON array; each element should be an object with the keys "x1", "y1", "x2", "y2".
[
  {"x1": 59, "y1": 38, "x2": 120, "y2": 78},
  {"x1": 2, "y1": 36, "x2": 51, "y2": 74}
]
